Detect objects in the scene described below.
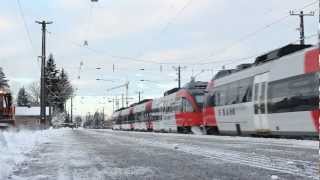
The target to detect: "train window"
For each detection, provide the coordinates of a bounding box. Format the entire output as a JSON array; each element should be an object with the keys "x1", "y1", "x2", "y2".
[
  {"x1": 260, "y1": 82, "x2": 266, "y2": 114},
  {"x1": 194, "y1": 94, "x2": 204, "y2": 105},
  {"x1": 215, "y1": 91, "x2": 221, "y2": 106},
  {"x1": 180, "y1": 98, "x2": 194, "y2": 112},
  {"x1": 129, "y1": 114, "x2": 134, "y2": 122},
  {"x1": 208, "y1": 77, "x2": 253, "y2": 107},
  {"x1": 238, "y1": 78, "x2": 253, "y2": 103},
  {"x1": 186, "y1": 100, "x2": 193, "y2": 112},
  {"x1": 226, "y1": 83, "x2": 238, "y2": 105},
  {"x1": 254, "y1": 84, "x2": 259, "y2": 101},
  {"x1": 205, "y1": 93, "x2": 215, "y2": 107},
  {"x1": 268, "y1": 73, "x2": 319, "y2": 113}
]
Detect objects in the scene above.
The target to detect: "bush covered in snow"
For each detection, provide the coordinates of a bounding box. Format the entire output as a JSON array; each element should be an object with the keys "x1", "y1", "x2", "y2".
[{"x1": 51, "y1": 112, "x2": 66, "y2": 127}]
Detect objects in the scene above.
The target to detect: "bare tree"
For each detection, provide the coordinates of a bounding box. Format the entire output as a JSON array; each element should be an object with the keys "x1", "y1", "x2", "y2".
[{"x1": 28, "y1": 81, "x2": 40, "y2": 105}]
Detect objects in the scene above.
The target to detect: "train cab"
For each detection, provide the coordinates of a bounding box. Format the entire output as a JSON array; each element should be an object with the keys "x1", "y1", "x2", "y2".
[{"x1": 0, "y1": 88, "x2": 15, "y2": 129}]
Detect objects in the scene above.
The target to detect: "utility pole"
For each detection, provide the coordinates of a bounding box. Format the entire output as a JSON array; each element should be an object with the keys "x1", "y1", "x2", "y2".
[
  {"x1": 178, "y1": 66, "x2": 181, "y2": 88},
  {"x1": 173, "y1": 65, "x2": 186, "y2": 88},
  {"x1": 102, "y1": 107, "x2": 105, "y2": 122},
  {"x1": 115, "y1": 96, "x2": 119, "y2": 110},
  {"x1": 121, "y1": 93, "x2": 124, "y2": 108},
  {"x1": 108, "y1": 97, "x2": 115, "y2": 112},
  {"x1": 36, "y1": 20, "x2": 52, "y2": 127},
  {"x1": 70, "y1": 96, "x2": 73, "y2": 123},
  {"x1": 112, "y1": 97, "x2": 115, "y2": 112},
  {"x1": 135, "y1": 91, "x2": 143, "y2": 102},
  {"x1": 125, "y1": 82, "x2": 129, "y2": 107},
  {"x1": 318, "y1": 0, "x2": 320, "y2": 51},
  {"x1": 290, "y1": 10, "x2": 314, "y2": 45}
]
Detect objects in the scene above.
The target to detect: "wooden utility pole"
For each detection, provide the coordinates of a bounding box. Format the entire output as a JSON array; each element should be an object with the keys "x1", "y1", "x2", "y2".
[
  {"x1": 173, "y1": 65, "x2": 186, "y2": 88},
  {"x1": 36, "y1": 20, "x2": 52, "y2": 127},
  {"x1": 289, "y1": 10, "x2": 314, "y2": 45},
  {"x1": 70, "y1": 96, "x2": 73, "y2": 123},
  {"x1": 318, "y1": 1, "x2": 320, "y2": 51}
]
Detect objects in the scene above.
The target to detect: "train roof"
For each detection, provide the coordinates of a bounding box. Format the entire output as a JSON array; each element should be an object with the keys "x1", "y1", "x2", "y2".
[
  {"x1": 213, "y1": 44, "x2": 314, "y2": 80},
  {"x1": 254, "y1": 44, "x2": 312, "y2": 65},
  {"x1": 164, "y1": 88, "x2": 180, "y2": 96},
  {"x1": 130, "y1": 99, "x2": 151, "y2": 106},
  {"x1": 183, "y1": 81, "x2": 208, "y2": 90},
  {"x1": 115, "y1": 107, "x2": 127, "y2": 112}
]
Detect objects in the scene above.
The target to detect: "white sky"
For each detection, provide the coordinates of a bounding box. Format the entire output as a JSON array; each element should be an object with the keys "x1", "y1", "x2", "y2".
[{"x1": 0, "y1": 0, "x2": 318, "y2": 116}]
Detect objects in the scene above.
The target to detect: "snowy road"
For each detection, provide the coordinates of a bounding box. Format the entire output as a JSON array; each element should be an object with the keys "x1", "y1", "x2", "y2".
[{"x1": 8, "y1": 129, "x2": 319, "y2": 180}]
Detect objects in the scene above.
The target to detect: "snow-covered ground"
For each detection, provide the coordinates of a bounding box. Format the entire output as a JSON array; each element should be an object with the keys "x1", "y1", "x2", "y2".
[
  {"x1": 2, "y1": 129, "x2": 318, "y2": 180},
  {"x1": 0, "y1": 129, "x2": 53, "y2": 180}
]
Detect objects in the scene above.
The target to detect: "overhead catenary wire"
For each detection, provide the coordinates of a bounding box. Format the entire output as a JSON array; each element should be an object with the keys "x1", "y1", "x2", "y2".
[
  {"x1": 16, "y1": 0, "x2": 34, "y2": 51},
  {"x1": 149, "y1": 0, "x2": 318, "y2": 64},
  {"x1": 135, "y1": 0, "x2": 194, "y2": 58},
  {"x1": 16, "y1": 0, "x2": 41, "y2": 72},
  {"x1": 158, "y1": 0, "x2": 193, "y2": 34},
  {"x1": 83, "y1": 0, "x2": 97, "y2": 46},
  {"x1": 47, "y1": 29, "x2": 317, "y2": 68},
  {"x1": 186, "y1": 0, "x2": 318, "y2": 65},
  {"x1": 46, "y1": 1, "x2": 317, "y2": 67}
]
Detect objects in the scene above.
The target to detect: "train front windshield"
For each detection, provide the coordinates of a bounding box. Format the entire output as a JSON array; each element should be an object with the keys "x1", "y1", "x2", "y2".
[{"x1": 194, "y1": 94, "x2": 204, "y2": 108}]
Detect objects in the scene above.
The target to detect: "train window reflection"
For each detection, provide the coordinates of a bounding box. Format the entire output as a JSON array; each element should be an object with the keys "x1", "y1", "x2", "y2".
[{"x1": 268, "y1": 73, "x2": 318, "y2": 113}]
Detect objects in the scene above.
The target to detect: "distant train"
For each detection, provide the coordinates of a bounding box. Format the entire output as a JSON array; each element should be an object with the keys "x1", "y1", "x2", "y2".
[
  {"x1": 0, "y1": 88, "x2": 15, "y2": 129},
  {"x1": 112, "y1": 81, "x2": 207, "y2": 133},
  {"x1": 111, "y1": 44, "x2": 319, "y2": 137}
]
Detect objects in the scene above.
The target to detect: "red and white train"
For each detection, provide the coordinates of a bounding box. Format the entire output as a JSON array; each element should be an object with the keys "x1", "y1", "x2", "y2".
[
  {"x1": 112, "y1": 81, "x2": 207, "y2": 133},
  {"x1": 111, "y1": 44, "x2": 319, "y2": 137},
  {"x1": 0, "y1": 88, "x2": 15, "y2": 129}
]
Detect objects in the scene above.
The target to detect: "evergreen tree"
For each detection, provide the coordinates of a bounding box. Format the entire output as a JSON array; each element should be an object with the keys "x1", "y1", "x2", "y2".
[
  {"x1": 52, "y1": 69, "x2": 73, "y2": 112},
  {"x1": 45, "y1": 54, "x2": 59, "y2": 107},
  {"x1": 17, "y1": 87, "x2": 30, "y2": 106},
  {"x1": 55, "y1": 69, "x2": 74, "y2": 111},
  {"x1": 44, "y1": 54, "x2": 74, "y2": 113},
  {"x1": 0, "y1": 67, "x2": 9, "y2": 89}
]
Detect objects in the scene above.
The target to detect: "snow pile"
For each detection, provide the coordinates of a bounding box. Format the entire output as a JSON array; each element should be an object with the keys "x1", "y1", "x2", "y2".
[
  {"x1": 51, "y1": 112, "x2": 66, "y2": 127},
  {"x1": 0, "y1": 129, "x2": 50, "y2": 179}
]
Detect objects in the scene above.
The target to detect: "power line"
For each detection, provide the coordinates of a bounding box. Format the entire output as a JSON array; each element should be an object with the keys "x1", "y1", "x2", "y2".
[
  {"x1": 83, "y1": 1, "x2": 96, "y2": 46},
  {"x1": 46, "y1": 1, "x2": 317, "y2": 67},
  {"x1": 159, "y1": 0, "x2": 193, "y2": 34},
  {"x1": 200, "y1": 1, "x2": 317, "y2": 63},
  {"x1": 318, "y1": 0, "x2": 320, "y2": 52},
  {"x1": 153, "y1": 0, "x2": 318, "y2": 64},
  {"x1": 16, "y1": 0, "x2": 35, "y2": 52},
  {"x1": 47, "y1": 29, "x2": 317, "y2": 68},
  {"x1": 135, "y1": 0, "x2": 194, "y2": 58}
]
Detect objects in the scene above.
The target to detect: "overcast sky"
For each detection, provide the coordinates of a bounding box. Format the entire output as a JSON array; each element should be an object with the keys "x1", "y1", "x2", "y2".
[{"x1": 0, "y1": 0, "x2": 318, "y2": 116}]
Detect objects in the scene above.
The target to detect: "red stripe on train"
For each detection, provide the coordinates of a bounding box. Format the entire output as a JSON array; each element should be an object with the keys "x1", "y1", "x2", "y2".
[
  {"x1": 176, "y1": 112, "x2": 202, "y2": 126},
  {"x1": 202, "y1": 107, "x2": 217, "y2": 126},
  {"x1": 304, "y1": 48, "x2": 319, "y2": 73},
  {"x1": 311, "y1": 110, "x2": 319, "y2": 132}
]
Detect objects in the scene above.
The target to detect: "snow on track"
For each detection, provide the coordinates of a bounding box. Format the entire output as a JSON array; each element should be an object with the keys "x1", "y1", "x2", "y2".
[{"x1": 89, "y1": 130, "x2": 319, "y2": 179}]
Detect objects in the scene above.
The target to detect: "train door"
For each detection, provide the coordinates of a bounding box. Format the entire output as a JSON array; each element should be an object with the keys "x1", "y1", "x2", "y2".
[{"x1": 253, "y1": 72, "x2": 269, "y2": 132}]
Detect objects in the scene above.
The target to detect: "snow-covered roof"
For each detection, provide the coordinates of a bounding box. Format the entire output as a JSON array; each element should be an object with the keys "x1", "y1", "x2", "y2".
[{"x1": 15, "y1": 107, "x2": 50, "y2": 116}]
